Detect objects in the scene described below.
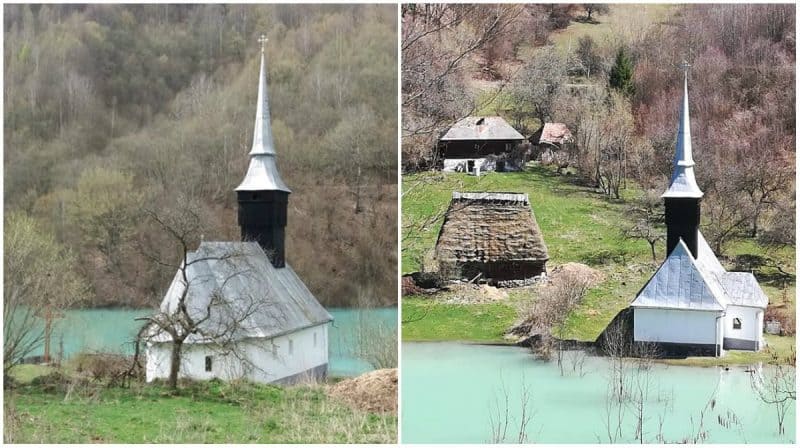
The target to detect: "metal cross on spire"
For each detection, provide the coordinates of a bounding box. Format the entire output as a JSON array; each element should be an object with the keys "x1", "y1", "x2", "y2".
[
  {"x1": 258, "y1": 34, "x2": 268, "y2": 53},
  {"x1": 679, "y1": 60, "x2": 691, "y2": 78}
]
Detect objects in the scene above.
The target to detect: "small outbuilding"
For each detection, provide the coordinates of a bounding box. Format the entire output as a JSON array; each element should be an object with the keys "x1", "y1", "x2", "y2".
[
  {"x1": 438, "y1": 116, "x2": 526, "y2": 173},
  {"x1": 434, "y1": 192, "x2": 548, "y2": 285},
  {"x1": 530, "y1": 122, "x2": 573, "y2": 148}
]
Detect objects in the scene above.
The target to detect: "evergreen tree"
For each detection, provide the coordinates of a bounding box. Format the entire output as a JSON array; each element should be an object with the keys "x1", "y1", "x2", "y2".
[{"x1": 609, "y1": 47, "x2": 635, "y2": 97}]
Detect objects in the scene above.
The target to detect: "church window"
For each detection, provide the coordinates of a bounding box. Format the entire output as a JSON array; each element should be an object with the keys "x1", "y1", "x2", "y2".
[
  {"x1": 289, "y1": 339, "x2": 294, "y2": 355},
  {"x1": 314, "y1": 332, "x2": 317, "y2": 347},
  {"x1": 733, "y1": 318, "x2": 742, "y2": 330},
  {"x1": 205, "y1": 356, "x2": 213, "y2": 372}
]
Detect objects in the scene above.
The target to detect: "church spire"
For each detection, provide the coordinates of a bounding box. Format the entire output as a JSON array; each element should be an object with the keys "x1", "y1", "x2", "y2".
[
  {"x1": 236, "y1": 34, "x2": 290, "y2": 192},
  {"x1": 662, "y1": 61, "x2": 703, "y2": 199}
]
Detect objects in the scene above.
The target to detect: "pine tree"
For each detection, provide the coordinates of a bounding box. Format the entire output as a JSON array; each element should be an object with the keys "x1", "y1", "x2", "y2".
[{"x1": 609, "y1": 47, "x2": 635, "y2": 97}]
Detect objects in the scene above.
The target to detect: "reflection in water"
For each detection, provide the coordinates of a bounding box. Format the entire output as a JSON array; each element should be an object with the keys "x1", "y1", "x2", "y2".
[
  {"x1": 35, "y1": 307, "x2": 397, "y2": 378},
  {"x1": 402, "y1": 342, "x2": 795, "y2": 444}
]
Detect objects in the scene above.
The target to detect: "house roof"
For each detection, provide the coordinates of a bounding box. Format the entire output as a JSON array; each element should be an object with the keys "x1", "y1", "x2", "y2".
[
  {"x1": 435, "y1": 191, "x2": 548, "y2": 264},
  {"x1": 537, "y1": 123, "x2": 573, "y2": 145},
  {"x1": 632, "y1": 232, "x2": 768, "y2": 311},
  {"x1": 149, "y1": 242, "x2": 332, "y2": 343},
  {"x1": 440, "y1": 116, "x2": 525, "y2": 142}
]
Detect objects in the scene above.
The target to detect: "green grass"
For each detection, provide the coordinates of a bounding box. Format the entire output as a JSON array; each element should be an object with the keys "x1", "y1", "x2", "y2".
[
  {"x1": 549, "y1": 4, "x2": 675, "y2": 53},
  {"x1": 402, "y1": 165, "x2": 649, "y2": 275},
  {"x1": 664, "y1": 334, "x2": 796, "y2": 367},
  {"x1": 5, "y1": 375, "x2": 395, "y2": 443},
  {"x1": 401, "y1": 164, "x2": 795, "y2": 362},
  {"x1": 402, "y1": 296, "x2": 517, "y2": 343}
]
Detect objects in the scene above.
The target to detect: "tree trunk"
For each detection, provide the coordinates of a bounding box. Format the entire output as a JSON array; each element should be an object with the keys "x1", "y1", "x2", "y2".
[{"x1": 168, "y1": 339, "x2": 183, "y2": 390}]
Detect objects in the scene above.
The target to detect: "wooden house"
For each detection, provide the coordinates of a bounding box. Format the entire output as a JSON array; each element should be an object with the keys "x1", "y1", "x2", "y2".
[{"x1": 437, "y1": 116, "x2": 526, "y2": 173}]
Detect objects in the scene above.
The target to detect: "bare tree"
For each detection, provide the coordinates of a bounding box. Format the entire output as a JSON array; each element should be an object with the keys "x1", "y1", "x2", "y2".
[
  {"x1": 582, "y1": 4, "x2": 610, "y2": 22},
  {"x1": 622, "y1": 190, "x2": 665, "y2": 261},
  {"x1": 488, "y1": 375, "x2": 535, "y2": 443},
  {"x1": 749, "y1": 347, "x2": 796, "y2": 436},
  {"x1": 133, "y1": 204, "x2": 282, "y2": 390},
  {"x1": 3, "y1": 213, "x2": 86, "y2": 374},
  {"x1": 509, "y1": 48, "x2": 569, "y2": 130},
  {"x1": 512, "y1": 269, "x2": 590, "y2": 370}
]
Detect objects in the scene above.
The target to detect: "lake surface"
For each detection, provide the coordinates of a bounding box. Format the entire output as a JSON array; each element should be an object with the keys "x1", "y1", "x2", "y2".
[
  {"x1": 35, "y1": 307, "x2": 397, "y2": 378},
  {"x1": 402, "y1": 342, "x2": 795, "y2": 444}
]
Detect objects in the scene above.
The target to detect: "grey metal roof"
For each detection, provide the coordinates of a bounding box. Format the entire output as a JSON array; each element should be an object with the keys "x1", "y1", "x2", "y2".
[
  {"x1": 717, "y1": 272, "x2": 769, "y2": 308},
  {"x1": 632, "y1": 231, "x2": 768, "y2": 311},
  {"x1": 662, "y1": 73, "x2": 703, "y2": 199},
  {"x1": 151, "y1": 242, "x2": 332, "y2": 343},
  {"x1": 236, "y1": 48, "x2": 291, "y2": 192},
  {"x1": 631, "y1": 238, "x2": 726, "y2": 311},
  {"x1": 440, "y1": 116, "x2": 525, "y2": 141}
]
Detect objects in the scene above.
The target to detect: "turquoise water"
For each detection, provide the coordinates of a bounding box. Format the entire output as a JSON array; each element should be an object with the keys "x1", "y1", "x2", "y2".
[
  {"x1": 402, "y1": 342, "x2": 796, "y2": 444},
  {"x1": 35, "y1": 307, "x2": 397, "y2": 377}
]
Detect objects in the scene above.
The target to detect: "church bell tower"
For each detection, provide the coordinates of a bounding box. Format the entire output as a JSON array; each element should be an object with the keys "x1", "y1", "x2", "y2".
[
  {"x1": 662, "y1": 62, "x2": 703, "y2": 259},
  {"x1": 236, "y1": 35, "x2": 291, "y2": 268}
]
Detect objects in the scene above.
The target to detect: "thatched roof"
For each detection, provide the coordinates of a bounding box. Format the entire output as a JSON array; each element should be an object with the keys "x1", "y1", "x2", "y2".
[{"x1": 435, "y1": 192, "x2": 548, "y2": 264}]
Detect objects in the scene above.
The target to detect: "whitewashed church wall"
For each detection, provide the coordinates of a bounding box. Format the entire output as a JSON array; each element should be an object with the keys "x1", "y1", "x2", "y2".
[
  {"x1": 145, "y1": 323, "x2": 329, "y2": 384},
  {"x1": 634, "y1": 308, "x2": 721, "y2": 344},
  {"x1": 724, "y1": 305, "x2": 762, "y2": 343},
  {"x1": 243, "y1": 323, "x2": 329, "y2": 383}
]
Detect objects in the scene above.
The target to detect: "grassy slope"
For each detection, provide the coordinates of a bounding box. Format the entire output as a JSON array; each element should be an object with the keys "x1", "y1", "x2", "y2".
[
  {"x1": 5, "y1": 368, "x2": 395, "y2": 444},
  {"x1": 548, "y1": 4, "x2": 675, "y2": 52},
  {"x1": 401, "y1": 165, "x2": 795, "y2": 365}
]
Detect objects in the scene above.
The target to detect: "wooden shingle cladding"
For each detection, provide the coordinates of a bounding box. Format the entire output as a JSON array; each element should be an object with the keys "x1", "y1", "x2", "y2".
[{"x1": 434, "y1": 192, "x2": 548, "y2": 282}]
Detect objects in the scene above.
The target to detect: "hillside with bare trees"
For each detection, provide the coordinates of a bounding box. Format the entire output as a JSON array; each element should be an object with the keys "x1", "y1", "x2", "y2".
[{"x1": 4, "y1": 4, "x2": 398, "y2": 308}]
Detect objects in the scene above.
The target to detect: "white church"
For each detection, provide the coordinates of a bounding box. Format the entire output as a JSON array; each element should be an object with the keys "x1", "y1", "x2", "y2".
[
  {"x1": 630, "y1": 65, "x2": 768, "y2": 357},
  {"x1": 146, "y1": 37, "x2": 333, "y2": 384}
]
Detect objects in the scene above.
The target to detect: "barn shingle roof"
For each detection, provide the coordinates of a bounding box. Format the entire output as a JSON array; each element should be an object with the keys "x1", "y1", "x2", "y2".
[{"x1": 435, "y1": 192, "x2": 548, "y2": 265}]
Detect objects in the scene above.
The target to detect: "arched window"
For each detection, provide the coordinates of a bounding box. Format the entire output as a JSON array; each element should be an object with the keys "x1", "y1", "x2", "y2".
[
  {"x1": 205, "y1": 355, "x2": 213, "y2": 372},
  {"x1": 733, "y1": 318, "x2": 742, "y2": 330}
]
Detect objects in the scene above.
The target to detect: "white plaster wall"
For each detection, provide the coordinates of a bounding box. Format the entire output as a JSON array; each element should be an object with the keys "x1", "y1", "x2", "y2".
[
  {"x1": 724, "y1": 305, "x2": 763, "y2": 344},
  {"x1": 146, "y1": 323, "x2": 329, "y2": 384},
  {"x1": 633, "y1": 308, "x2": 722, "y2": 344},
  {"x1": 443, "y1": 158, "x2": 493, "y2": 173}
]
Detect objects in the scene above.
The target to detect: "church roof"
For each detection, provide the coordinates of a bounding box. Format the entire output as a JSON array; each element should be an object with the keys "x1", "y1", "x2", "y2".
[
  {"x1": 149, "y1": 242, "x2": 332, "y2": 344},
  {"x1": 662, "y1": 67, "x2": 703, "y2": 199},
  {"x1": 440, "y1": 116, "x2": 525, "y2": 142},
  {"x1": 631, "y1": 238, "x2": 726, "y2": 311},
  {"x1": 236, "y1": 38, "x2": 290, "y2": 192},
  {"x1": 435, "y1": 191, "x2": 548, "y2": 264},
  {"x1": 632, "y1": 232, "x2": 769, "y2": 311}
]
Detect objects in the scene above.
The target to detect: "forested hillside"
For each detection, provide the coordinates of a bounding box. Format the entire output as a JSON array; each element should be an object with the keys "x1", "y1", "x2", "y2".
[
  {"x1": 402, "y1": 3, "x2": 794, "y2": 255},
  {"x1": 4, "y1": 4, "x2": 398, "y2": 308}
]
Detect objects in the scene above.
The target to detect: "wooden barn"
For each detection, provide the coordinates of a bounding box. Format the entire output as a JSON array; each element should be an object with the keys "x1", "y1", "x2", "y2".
[
  {"x1": 434, "y1": 192, "x2": 548, "y2": 285},
  {"x1": 437, "y1": 116, "x2": 526, "y2": 173},
  {"x1": 146, "y1": 37, "x2": 332, "y2": 384},
  {"x1": 629, "y1": 67, "x2": 767, "y2": 357}
]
